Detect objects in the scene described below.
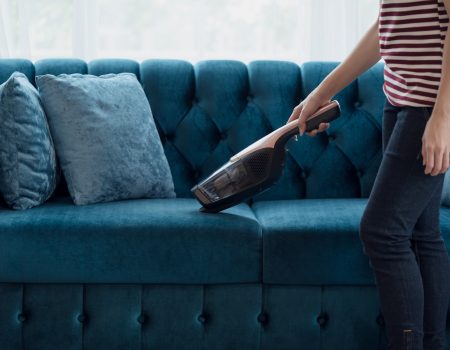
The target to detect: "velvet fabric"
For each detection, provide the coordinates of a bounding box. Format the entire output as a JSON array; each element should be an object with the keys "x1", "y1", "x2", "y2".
[
  {"x1": 35, "y1": 72, "x2": 175, "y2": 205},
  {"x1": 0, "y1": 72, "x2": 57, "y2": 210},
  {"x1": 0, "y1": 283, "x2": 386, "y2": 350},
  {"x1": 0, "y1": 59, "x2": 35, "y2": 85},
  {"x1": 34, "y1": 58, "x2": 88, "y2": 77},
  {"x1": 139, "y1": 59, "x2": 386, "y2": 201},
  {"x1": 0, "y1": 197, "x2": 261, "y2": 283},
  {"x1": 1, "y1": 58, "x2": 450, "y2": 349},
  {"x1": 33, "y1": 59, "x2": 89, "y2": 198},
  {"x1": 252, "y1": 198, "x2": 375, "y2": 285},
  {"x1": 88, "y1": 58, "x2": 140, "y2": 79}
]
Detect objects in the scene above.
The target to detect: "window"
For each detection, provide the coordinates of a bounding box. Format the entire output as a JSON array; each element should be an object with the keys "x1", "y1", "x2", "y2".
[{"x1": 0, "y1": 0, "x2": 379, "y2": 63}]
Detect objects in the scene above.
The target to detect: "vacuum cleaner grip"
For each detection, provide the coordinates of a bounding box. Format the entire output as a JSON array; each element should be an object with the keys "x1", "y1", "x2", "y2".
[
  {"x1": 230, "y1": 100, "x2": 341, "y2": 163},
  {"x1": 283, "y1": 100, "x2": 341, "y2": 139}
]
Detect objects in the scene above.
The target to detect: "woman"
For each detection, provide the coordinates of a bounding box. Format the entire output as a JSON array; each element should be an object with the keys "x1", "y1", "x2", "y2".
[{"x1": 287, "y1": 1, "x2": 450, "y2": 349}]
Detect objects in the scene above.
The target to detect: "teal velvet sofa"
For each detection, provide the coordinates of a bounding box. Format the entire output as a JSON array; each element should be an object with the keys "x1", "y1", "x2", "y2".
[{"x1": 1, "y1": 58, "x2": 450, "y2": 350}]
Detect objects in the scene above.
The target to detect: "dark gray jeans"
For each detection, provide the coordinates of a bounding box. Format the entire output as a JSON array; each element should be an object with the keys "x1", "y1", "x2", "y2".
[{"x1": 359, "y1": 99, "x2": 450, "y2": 350}]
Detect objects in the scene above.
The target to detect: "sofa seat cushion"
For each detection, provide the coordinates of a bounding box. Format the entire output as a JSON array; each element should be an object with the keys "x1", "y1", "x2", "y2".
[
  {"x1": 252, "y1": 198, "x2": 375, "y2": 285},
  {"x1": 0, "y1": 198, "x2": 261, "y2": 284}
]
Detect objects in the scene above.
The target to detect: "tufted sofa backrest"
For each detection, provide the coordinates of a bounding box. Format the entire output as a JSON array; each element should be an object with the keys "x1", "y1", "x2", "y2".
[{"x1": 0, "y1": 58, "x2": 386, "y2": 201}]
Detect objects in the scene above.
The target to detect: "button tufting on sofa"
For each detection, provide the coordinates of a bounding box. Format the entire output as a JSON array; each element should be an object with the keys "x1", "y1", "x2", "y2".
[
  {"x1": 197, "y1": 313, "x2": 207, "y2": 324},
  {"x1": 328, "y1": 134, "x2": 335, "y2": 142},
  {"x1": 354, "y1": 101, "x2": 361, "y2": 108},
  {"x1": 137, "y1": 313, "x2": 147, "y2": 325},
  {"x1": 17, "y1": 312, "x2": 27, "y2": 323},
  {"x1": 316, "y1": 312, "x2": 329, "y2": 328},
  {"x1": 257, "y1": 312, "x2": 268, "y2": 325},
  {"x1": 77, "y1": 313, "x2": 87, "y2": 323}
]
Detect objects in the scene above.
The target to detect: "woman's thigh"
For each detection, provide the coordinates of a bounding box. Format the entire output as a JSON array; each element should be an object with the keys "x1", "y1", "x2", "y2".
[{"x1": 362, "y1": 103, "x2": 443, "y2": 252}]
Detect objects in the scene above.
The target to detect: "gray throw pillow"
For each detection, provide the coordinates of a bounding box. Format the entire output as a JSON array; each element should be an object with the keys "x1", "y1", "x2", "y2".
[
  {"x1": 35, "y1": 72, "x2": 176, "y2": 205},
  {"x1": 0, "y1": 72, "x2": 58, "y2": 210}
]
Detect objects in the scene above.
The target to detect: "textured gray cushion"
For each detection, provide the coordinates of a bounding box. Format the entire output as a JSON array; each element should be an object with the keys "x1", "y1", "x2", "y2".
[
  {"x1": 35, "y1": 73, "x2": 175, "y2": 205},
  {"x1": 0, "y1": 72, "x2": 58, "y2": 210}
]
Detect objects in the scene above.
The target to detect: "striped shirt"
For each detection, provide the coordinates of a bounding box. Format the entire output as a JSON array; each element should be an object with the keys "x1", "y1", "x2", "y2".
[{"x1": 378, "y1": 0, "x2": 449, "y2": 107}]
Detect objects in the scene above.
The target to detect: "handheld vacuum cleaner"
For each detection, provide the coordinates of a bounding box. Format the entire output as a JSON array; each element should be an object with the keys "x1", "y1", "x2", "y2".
[{"x1": 191, "y1": 100, "x2": 341, "y2": 213}]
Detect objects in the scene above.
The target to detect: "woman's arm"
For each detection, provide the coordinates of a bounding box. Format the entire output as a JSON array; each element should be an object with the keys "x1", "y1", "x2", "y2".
[
  {"x1": 421, "y1": 0, "x2": 450, "y2": 176},
  {"x1": 288, "y1": 8, "x2": 382, "y2": 135},
  {"x1": 431, "y1": 0, "x2": 450, "y2": 118},
  {"x1": 313, "y1": 16, "x2": 382, "y2": 102}
]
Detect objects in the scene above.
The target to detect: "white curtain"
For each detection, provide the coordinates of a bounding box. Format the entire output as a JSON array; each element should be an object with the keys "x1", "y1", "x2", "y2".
[{"x1": 0, "y1": 0, "x2": 379, "y2": 63}]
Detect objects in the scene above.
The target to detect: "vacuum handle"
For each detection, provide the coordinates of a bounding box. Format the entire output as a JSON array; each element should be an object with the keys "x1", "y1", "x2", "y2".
[
  {"x1": 284, "y1": 100, "x2": 341, "y2": 138},
  {"x1": 229, "y1": 100, "x2": 341, "y2": 163},
  {"x1": 271, "y1": 100, "x2": 341, "y2": 149}
]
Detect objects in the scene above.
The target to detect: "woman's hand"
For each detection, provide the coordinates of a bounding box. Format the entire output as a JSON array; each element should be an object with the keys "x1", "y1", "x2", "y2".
[
  {"x1": 421, "y1": 108, "x2": 450, "y2": 176},
  {"x1": 287, "y1": 92, "x2": 331, "y2": 137}
]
